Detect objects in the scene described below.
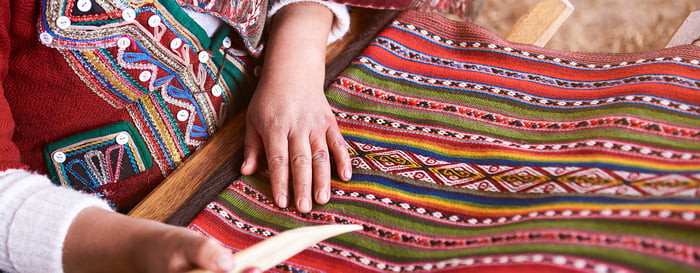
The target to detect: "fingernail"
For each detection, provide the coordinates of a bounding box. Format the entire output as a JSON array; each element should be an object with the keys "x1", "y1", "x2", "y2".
[
  {"x1": 244, "y1": 267, "x2": 262, "y2": 273},
  {"x1": 217, "y1": 254, "x2": 235, "y2": 271},
  {"x1": 317, "y1": 190, "x2": 329, "y2": 203},
  {"x1": 277, "y1": 195, "x2": 288, "y2": 208},
  {"x1": 298, "y1": 198, "x2": 311, "y2": 212},
  {"x1": 241, "y1": 160, "x2": 248, "y2": 169},
  {"x1": 343, "y1": 168, "x2": 352, "y2": 181}
]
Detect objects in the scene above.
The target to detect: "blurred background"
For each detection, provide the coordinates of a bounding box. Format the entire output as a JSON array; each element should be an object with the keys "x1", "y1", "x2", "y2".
[{"x1": 473, "y1": 0, "x2": 699, "y2": 53}]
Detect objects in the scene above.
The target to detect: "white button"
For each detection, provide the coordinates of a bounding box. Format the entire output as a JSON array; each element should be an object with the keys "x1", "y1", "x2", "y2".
[
  {"x1": 39, "y1": 32, "x2": 53, "y2": 44},
  {"x1": 77, "y1": 0, "x2": 92, "y2": 12},
  {"x1": 53, "y1": 152, "x2": 67, "y2": 163},
  {"x1": 170, "y1": 38, "x2": 182, "y2": 50},
  {"x1": 198, "y1": 51, "x2": 209, "y2": 63},
  {"x1": 222, "y1": 37, "x2": 232, "y2": 48},
  {"x1": 122, "y1": 8, "x2": 136, "y2": 21},
  {"x1": 211, "y1": 85, "x2": 222, "y2": 97},
  {"x1": 176, "y1": 110, "x2": 189, "y2": 121},
  {"x1": 139, "y1": 71, "x2": 152, "y2": 82},
  {"x1": 56, "y1": 16, "x2": 71, "y2": 29},
  {"x1": 117, "y1": 37, "x2": 131, "y2": 49},
  {"x1": 148, "y1": 15, "x2": 161, "y2": 27},
  {"x1": 115, "y1": 133, "x2": 130, "y2": 145}
]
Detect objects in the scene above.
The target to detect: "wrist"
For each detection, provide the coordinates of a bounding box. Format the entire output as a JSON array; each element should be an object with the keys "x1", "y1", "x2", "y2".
[
  {"x1": 268, "y1": 1, "x2": 350, "y2": 44},
  {"x1": 263, "y1": 1, "x2": 332, "y2": 72},
  {"x1": 63, "y1": 207, "x2": 134, "y2": 273}
]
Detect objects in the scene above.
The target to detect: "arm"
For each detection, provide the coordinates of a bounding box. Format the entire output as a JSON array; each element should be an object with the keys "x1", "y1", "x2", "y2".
[
  {"x1": 0, "y1": 170, "x2": 110, "y2": 272},
  {"x1": 0, "y1": 168, "x2": 238, "y2": 273},
  {"x1": 241, "y1": 1, "x2": 352, "y2": 213},
  {"x1": 63, "y1": 206, "x2": 237, "y2": 273}
]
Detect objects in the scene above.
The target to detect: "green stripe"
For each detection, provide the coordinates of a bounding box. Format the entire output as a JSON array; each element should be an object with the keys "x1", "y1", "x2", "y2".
[
  {"x1": 327, "y1": 86, "x2": 700, "y2": 152},
  {"x1": 342, "y1": 66, "x2": 700, "y2": 127},
  {"x1": 72, "y1": 19, "x2": 120, "y2": 25},
  {"x1": 151, "y1": 91, "x2": 191, "y2": 155},
  {"x1": 331, "y1": 100, "x2": 700, "y2": 155}
]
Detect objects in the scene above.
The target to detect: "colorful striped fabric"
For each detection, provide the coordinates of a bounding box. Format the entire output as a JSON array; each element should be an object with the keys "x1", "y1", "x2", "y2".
[{"x1": 188, "y1": 10, "x2": 700, "y2": 273}]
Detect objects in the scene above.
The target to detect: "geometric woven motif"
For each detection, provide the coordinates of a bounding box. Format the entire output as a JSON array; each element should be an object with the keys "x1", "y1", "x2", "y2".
[{"x1": 348, "y1": 139, "x2": 700, "y2": 196}]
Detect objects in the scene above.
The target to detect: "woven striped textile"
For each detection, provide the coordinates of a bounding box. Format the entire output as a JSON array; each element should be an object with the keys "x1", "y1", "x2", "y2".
[{"x1": 188, "y1": 10, "x2": 700, "y2": 273}]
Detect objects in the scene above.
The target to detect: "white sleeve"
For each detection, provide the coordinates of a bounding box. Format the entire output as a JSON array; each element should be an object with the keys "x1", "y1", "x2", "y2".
[
  {"x1": 0, "y1": 169, "x2": 111, "y2": 273},
  {"x1": 268, "y1": 0, "x2": 350, "y2": 44}
]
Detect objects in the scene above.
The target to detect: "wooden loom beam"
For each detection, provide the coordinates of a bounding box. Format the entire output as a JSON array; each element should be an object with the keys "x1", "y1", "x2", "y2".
[{"x1": 504, "y1": 0, "x2": 574, "y2": 47}]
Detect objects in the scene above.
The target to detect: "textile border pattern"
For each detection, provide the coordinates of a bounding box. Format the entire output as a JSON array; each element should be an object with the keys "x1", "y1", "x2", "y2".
[
  {"x1": 174, "y1": 0, "x2": 268, "y2": 54},
  {"x1": 189, "y1": 10, "x2": 700, "y2": 273}
]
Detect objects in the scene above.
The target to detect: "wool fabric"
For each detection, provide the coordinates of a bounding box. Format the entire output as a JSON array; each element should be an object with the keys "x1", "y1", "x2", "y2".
[{"x1": 188, "y1": 10, "x2": 700, "y2": 273}]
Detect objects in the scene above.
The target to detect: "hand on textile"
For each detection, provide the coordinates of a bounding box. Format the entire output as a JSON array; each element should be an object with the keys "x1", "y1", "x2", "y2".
[
  {"x1": 63, "y1": 207, "x2": 239, "y2": 273},
  {"x1": 241, "y1": 2, "x2": 352, "y2": 213}
]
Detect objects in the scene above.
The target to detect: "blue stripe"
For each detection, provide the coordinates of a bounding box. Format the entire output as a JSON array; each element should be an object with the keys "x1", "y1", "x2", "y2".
[{"x1": 353, "y1": 173, "x2": 700, "y2": 206}]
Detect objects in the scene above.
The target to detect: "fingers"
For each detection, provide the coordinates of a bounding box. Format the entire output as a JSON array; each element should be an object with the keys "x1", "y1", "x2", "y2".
[
  {"x1": 327, "y1": 125, "x2": 352, "y2": 182},
  {"x1": 244, "y1": 112, "x2": 351, "y2": 213},
  {"x1": 266, "y1": 127, "x2": 338, "y2": 213},
  {"x1": 243, "y1": 267, "x2": 263, "y2": 273},
  {"x1": 289, "y1": 132, "x2": 313, "y2": 212},
  {"x1": 265, "y1": 135, "x2": 291, "y2": 209},
  {"x1": 291, "y1": 123, "x2": 342, "y2": 211},
  {"x1": 310, "y1": 138, "x2": 331, "y2": 205},
  {"x1": 154, "y1": 226, "x2": 233, "y2": 273},
  {"x1": 241, "y1": 120, "x2": 263, "y2": 176},
  {"x1": 187, "y1": 236, "x2": 235, "y2": 273}
]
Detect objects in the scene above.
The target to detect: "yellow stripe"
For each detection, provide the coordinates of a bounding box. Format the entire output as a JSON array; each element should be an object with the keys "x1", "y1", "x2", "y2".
[
  {"x1": 343, "y1": 130, "x2": 700, "y2": 172},
  {"x1": 125, "y1": 141, "x2": 147, "y2": 171},
  {"x1": 62, "y1": 137, "x2": 113, "y2": 153},
  {"x1": 138, "y1": 97, "x2": 184, "y2": 165},
  {"x1": 82, "y1": 51, "x2": 142, "y2": 100}
]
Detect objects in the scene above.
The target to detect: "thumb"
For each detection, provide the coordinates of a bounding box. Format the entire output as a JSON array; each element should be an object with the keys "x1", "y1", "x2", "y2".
[
  {"x1": 186, "y1": 236, "x2": 235, "y2": 273},
  {"x1": 241, "y1": 120, "x2": 264, "y2": 175}
]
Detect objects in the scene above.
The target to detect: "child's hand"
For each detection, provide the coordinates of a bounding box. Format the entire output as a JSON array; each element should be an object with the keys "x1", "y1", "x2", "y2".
[
  {"x1": 63, "y1": 207, "x2": 237, "y2": 273},
  {"x1": 240, "y1": 2, "x2": 352, "y2": 213},
  {"x1": 243, "y1": 79, "x2": 351, "y2": 213}
]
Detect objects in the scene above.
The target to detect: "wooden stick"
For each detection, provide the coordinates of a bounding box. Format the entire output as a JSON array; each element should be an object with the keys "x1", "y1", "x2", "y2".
[
  {"x1": 128, "y1": 112, "x2": 246, "y2": 222},
  {"x1": 188, "y1": 224, "x2": 364, "y2": 273},
  {"x1": 505, "y1": 0, "x2": 574, "y2": 47}
]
